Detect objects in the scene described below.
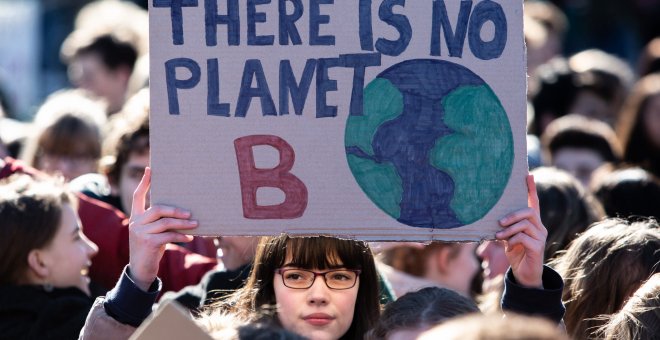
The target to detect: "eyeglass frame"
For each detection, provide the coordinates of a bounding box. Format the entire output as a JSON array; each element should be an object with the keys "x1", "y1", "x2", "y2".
[{"x1": 274, "y1": 268, "x2": 362, "y2": 290}]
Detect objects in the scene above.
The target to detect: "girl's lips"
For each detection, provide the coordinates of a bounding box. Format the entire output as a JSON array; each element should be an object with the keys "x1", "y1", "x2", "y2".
[{"x1": 303, "y1": 313, "x2": 334, "y2": 326}]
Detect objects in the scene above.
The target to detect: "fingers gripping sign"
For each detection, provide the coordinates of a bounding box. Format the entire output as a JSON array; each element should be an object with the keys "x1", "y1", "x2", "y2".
[
  {"x1": 128, "y1": 167, "x2": 198, "y2": 291},
  {"x1": 495, "y1": 174, "x2": 547, "y2": 288}
]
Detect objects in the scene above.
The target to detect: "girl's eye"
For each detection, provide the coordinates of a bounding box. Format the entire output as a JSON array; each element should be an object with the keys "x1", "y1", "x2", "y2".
[
  {"x1": 330, "y1": 272, "x2": 352, "y2": 281},
  {"x1": 284, "y1": 272, "x2": 305, "y2": 281}
]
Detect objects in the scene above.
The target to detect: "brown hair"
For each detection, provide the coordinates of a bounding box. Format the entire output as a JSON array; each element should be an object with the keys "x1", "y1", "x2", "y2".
[
  {"x1": 0, "y1": 174, "x2": 74, "y2": 285},
  {"x1": 105, "y1": 116, "x2": 149, "y2": 186},
  {"x1": 542, "y1": 114, "x2": 622, "y2": 165},
  {"x1": 220, "y1": 235, "x2": 381, "y2": 340},
  {"x1": 366, "y1": 287, "x2": 479, "y2": 339},
  {"x1": 616, "y1": 74, "x2": 660, "y2": 178},
  {"x1": 597, "y1": 273, "x2": 660, "y2": 340},
  {"x1": 549, "y1": 218, "x2": 660, "y2": 339},
  {"x1": 591, "y1": 166, "x2": 660, "y2": 220},
  {"x1": 22, "y1": 90, "x2": 106, "y2": 168}
]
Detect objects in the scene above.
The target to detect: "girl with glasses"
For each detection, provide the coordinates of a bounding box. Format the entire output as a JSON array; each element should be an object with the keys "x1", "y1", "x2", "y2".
[
  {"x1": 222, "y1": 235, "x2": 381, "y2": 340},
  {"x1": 80, "y1": 169, "x2": 565, "y2": 339}
]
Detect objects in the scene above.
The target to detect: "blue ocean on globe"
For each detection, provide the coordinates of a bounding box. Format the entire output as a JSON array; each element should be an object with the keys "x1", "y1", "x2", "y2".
[{"x1": 345, "y1": 59, "x2": 514, "y2": 229}]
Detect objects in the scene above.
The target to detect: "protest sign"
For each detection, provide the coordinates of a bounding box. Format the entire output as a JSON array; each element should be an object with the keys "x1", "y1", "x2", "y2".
[{"x1": 149, "y1": 0, "x2": 527, "y2": 241}]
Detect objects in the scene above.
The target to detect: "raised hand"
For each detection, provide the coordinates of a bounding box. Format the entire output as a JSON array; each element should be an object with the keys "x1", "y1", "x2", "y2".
[
  {"x1": 128, "y1": 167, "x2": 197, "y2": 291},
  {"x1": 494, "y1": 174, "x2": 547, "y2": 288}
]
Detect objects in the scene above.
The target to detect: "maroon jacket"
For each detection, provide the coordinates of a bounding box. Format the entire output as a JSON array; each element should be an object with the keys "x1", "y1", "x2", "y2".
[{"x1": 1, "y1": 157, "x2": 218, "y2": 293}]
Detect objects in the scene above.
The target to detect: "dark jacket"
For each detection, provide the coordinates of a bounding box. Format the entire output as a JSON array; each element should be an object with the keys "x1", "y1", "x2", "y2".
[
  {"x1": 160, "y1": 263, "x2": 252, "y2": 314},
  {"x1": 0, "y1": 285, "x2": 93, "y2": 340}
]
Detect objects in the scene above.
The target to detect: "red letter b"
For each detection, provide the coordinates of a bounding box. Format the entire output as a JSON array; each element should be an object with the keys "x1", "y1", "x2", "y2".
[{"x1": 234, "y1": 135, "x2": 308, "y2": 219}]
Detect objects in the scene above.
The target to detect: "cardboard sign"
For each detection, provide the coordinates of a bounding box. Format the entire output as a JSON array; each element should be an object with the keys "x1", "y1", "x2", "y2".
[
  {"x1": 149, "y1": 0, "x2": 527, "y2": 241},
  {"x1": 129, "y1": 301, "x2": 213, "y2": 340}
]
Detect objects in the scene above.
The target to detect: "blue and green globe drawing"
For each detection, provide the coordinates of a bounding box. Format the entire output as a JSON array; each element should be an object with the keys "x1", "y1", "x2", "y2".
[{"x1": 345, "y1": 59, "x2": 514, "y2": 229}]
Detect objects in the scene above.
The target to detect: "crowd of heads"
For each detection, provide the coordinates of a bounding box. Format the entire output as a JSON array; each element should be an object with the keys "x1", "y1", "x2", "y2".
[{"x1": 0, "y1": 0, "x2": 659, "y2": 339}]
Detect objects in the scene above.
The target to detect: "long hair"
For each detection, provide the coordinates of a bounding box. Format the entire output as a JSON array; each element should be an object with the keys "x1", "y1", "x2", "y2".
[
  {"x1": 221, "y1": 235, "x2": 381, "y2": 339},
  {"x1": 549, "y1": 218, "x2": 660, "y2": 339},
  {"x1": 596, "y1": 273, "x2": 660, "y2": 340}
]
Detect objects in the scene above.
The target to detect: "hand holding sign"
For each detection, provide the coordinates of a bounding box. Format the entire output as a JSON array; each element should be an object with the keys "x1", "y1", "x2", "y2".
[
  {"x1": 495, "y1": 174, "x2": 547, "y2": 288},
  {"x1": 128, "y1": 167, "x2": 197, "y2": 291}
]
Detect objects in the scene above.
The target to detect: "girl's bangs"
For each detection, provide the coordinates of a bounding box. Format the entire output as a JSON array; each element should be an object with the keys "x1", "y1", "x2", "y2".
[{"x1": 282, "y1": 236, "x2": 366, "y2": 271}]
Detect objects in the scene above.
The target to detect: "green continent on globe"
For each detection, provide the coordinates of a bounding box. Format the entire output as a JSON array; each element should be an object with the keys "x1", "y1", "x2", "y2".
[
  {"x1": 430, "y1": 85, "x2": 514, "y2": 224},
  {"x1": 345, "y1": 78, "x2": 404, "y2": 218}
]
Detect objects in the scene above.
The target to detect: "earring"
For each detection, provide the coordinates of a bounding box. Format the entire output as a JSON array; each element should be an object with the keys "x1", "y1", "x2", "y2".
[{"x1": 43, "y1": 282, "x2": 54, "y2": 292}]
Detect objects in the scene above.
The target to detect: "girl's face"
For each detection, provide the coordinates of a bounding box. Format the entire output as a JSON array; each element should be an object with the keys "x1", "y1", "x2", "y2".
[
  {"x1": 38, "y1": 204, "x2": 98, "y2": 295},
  {"x1": 274, "y1": 253, "x2": 359, "y2": 340},
  {"x1": 643, "y1": 94, "x2": 660, "y2": 148},
  {"x1": 37, "y1": 153, "x2": 97, "y2": 182}
]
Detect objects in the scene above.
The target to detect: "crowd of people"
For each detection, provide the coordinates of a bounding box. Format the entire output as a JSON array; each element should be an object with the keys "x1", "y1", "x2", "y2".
[{"x1": 0, "y1": 0, "x2": 659, "y2": 339}]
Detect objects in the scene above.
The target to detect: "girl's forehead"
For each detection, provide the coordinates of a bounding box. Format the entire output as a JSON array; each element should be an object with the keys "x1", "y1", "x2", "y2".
[{"x1": 283, "y1": 248, "x2": 344, "y2": 267}]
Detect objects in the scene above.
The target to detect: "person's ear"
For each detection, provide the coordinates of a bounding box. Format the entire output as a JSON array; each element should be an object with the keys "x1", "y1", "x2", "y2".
[
  {"x1": 434, "y1": 247, "x2": 452, "y2": 275},
  {"x1": 27, "y1": 249, "x2": 50, "y2": 279}
]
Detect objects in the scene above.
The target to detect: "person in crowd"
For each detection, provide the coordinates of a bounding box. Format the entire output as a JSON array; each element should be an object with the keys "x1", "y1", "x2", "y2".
[
  {"x1": 549, "y1": 218, "x2": 660, "y2": 339},
  {"x1": 532, "y1": 166, "x2": 604, "y2": 261},
  {"x1": 524, "y1": 1, "x2": 567, "y2": 75},
  {"x1": 365, "y1": 287, "x2": 480, "y2": 339},
  {"x1": 0, "y1": 156, "x2": 218, "y2": 295},
  {"x1": 528, "y1": 57, "x2": 578, "y2": 136},
  {"x1": 73, "y1": 115, "x2": 149, "y2": 215},
  {"x1": 541, "y1": 114, "x2": 622, "y2": 187},
  {"x1": 596, "y1": 273, "x2": 660, "y2": 340},
  {"x1": 61, "y1": 31, "x2": 139, "y2": 115},
  {"x1": 567, "y1": 49, "x2": 635, "y2": 127},
  {"x1": 377, "y1": 241, "x2": 479, "y2": 298},
  {"x1": 0, "y1": 174, "x2": 98, "y2": 338},
  {"x1": 20, "y1": 89, "x2": 106, "y2": 182},
  {"x1": 418, "y1": 313, "x2": 569, "y2": 340},
  {"x1": 616, "y1": 73, "x2": 660, "y2": 178},
  {"x1": 79, "y1": 170, "x2": 565, "y2": 339},
  {"x1": 590, "y1": 165, "x2": 660, "y2": 220}
]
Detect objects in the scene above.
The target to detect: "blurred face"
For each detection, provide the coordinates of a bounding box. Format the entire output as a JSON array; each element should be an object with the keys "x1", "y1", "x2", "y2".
[
  {"x1": 476, "y1": 241, "x2": 508, "y2": 292},
  {"x1": 643, "y1": 95, "x2": 660, "y2": 148},
  {"x1": 553, "y1": 147, "x2": 605, "y2": 187},
  {"x1": 214, "y1": 236, "x2": 258, "y2": 271},
  {"x1": 39, "y1": 204, "x2": 98, "y2": 295},
  {"x1": 69, "y1": 53, "x2": 128, "y2": 113},
  {"x1": 274, "y1": 253, "x2": 359, "y2": 340},
  {"x1": 570, "y1": 91, "x2": 615, "y2": 126},
  {"x1": 118, "y1": 151, "x2": 149, "y2": 214},
  {"x1": 442, "y1": 243, "x2": 479, "y2": 296},
  {"x1": 37, "y1": 153, "x2": 97, "y2": 182}
]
